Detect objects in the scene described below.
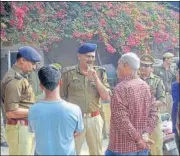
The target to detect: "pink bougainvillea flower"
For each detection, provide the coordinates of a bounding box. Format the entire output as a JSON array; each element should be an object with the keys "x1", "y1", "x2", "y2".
[
  {"x1": 122, "y1": 46, "x2": 131, "y2": 53},
  {"x1": 15, "y1": 7, "x2": 25, "y2": 18},
  {"x1": 155, "y1": 38, "x2": 163, "y2": 43},
  {"x1": 21, "y1": 5, "x2": 29, "y2": 12},
  {"x1": 84, "y1": 12, "x2": 93, "y2": 18},
  {"x1": 100, "y1": 19, "x2": 107, "y2": 27},
  {"x1": 127, "y1": 34, "x2": 141, "y2": 47},
  {"x1": 31, "y1": 32, "x2": 39, "y2": 40},
  {"x1": 135, "y1": 23, "x2": 145, "y2": 31},
  {"x1": 153, "y1": 32, "x2": 160, "y2": 38},
  {"x1": 86, "y1": 33, "x2": 93, "y2": 40},
  {"x1": 9, "y1": 19, "x2": 16, "y2": 26},
  {"x1": 81, "y1": 2, "x2": 87, "y2": 6},
  {"x1": 43, "y1": 46, "x2": 49, "y2": 52},
  {"x1": 20, "y1": 36, "x2": 26, "y2": 42},
  {"x1": 106, "y1": 43, "x2": 116, "y2": 53},
  {"x1": 16, "y1": 18, "x2": 24, "y2": 30},
  {"x1": 72, "y1": 32, "x2": 81, "y2": 38}
]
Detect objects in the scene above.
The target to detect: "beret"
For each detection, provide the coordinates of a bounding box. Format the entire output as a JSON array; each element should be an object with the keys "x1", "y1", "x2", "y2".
[
  {"x1": 78, "y1": 43, "x2": 97, "y2": 54},
  {"x1": 140, "y1": 54, "x2": 155, "y2": 65},
  {"x1": 163, "y1": 52, "x2": 174, "y2": 58},
  {"x1": 38, "y1": 65, "x2": 61, "y2": 91},
  {"x1": 18, "y1": 46, "x2": 41, "y2": 62}
]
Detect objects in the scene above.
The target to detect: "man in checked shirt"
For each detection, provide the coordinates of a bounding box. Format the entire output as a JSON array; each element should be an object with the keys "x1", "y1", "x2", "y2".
[{"x1": 105, "y1": 53, "x2": 158, "y2": 156}]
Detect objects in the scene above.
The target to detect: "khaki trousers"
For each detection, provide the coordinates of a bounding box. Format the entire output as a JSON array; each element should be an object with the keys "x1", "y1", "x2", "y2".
[
  {"x1": 160, "y1": 93, "x2": 172, "y2": 114},
  {"x1": 166, "y1": 93, "x2": 173, "y2": 115},
  {"x1": 6, "y1": 123, "x2": 34, "y2": 155},
  {"x1": 1, "y1": 146, "x2": 9, "y2": 155},
  {"x1": 150, "y1": 113, "x2": 163, "y2": 155},
  {"x1": 75, "y1": 114, "x2": 104, "y2": 155}
]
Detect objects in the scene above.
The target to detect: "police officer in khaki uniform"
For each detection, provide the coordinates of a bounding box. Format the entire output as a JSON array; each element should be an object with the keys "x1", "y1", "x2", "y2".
[
  {"x1": 154, "y1": 52, "x2": 176, "y2": 114},
  {"x1": 1, "y1": 46, "x2": 41, "y2": 155},
  {"x1": 60, "y1": 43, "x2": 111, "y2": 155},
  {"x1": 140, "y1": 54, "x2": 166, "y2": 156}
]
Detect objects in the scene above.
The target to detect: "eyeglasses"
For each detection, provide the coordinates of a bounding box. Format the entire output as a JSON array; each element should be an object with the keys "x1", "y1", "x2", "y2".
[
  {"x1": 31, "y1": 62, "x2": 37, "y2": 65},
  {"x1": 140, "y1": 64, "x2": 152, "y2": 68}
]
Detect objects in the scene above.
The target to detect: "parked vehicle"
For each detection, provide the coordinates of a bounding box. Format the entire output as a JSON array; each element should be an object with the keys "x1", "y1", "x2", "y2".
[{"x1": 161, "y1": 113, "x2": 179, "y2": 155}]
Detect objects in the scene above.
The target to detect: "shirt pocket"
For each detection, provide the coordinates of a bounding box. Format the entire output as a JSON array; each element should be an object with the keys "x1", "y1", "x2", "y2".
[
  {"x1": 20, "y1": 82, "x2": 35, "y2": 103},
  {"x1": 69, "y1": 79, "x2": 83, "y2": 92},
  {"x1": 159, "y1": 71, "x2": 165, "y2": 79},
  {"x1": 88, "y1": 81, "x2": 99, "y2": 97}
]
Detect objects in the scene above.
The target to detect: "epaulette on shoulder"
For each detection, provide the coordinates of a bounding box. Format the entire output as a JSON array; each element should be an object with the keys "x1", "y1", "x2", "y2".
[
  {"x1": 14, "y1": 72, "x2": 24, "y2": 80},
  {"x1": 94, "y1": 66, "x2": 106, "y2": 71},
  {"x1": 154, "y1": 74, "x2": 161, "y2": 79},
  {"x1": 62, "y1": 65, "x2": 77, "y2": 74},
  {"x1": 153, "y1": 74, "x2": 162, "y2": 81}
]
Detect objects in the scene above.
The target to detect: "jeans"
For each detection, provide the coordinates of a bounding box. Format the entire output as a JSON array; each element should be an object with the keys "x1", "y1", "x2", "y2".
[{"x1": 105, "y1": 149, "x2": 149, "y2": 156}]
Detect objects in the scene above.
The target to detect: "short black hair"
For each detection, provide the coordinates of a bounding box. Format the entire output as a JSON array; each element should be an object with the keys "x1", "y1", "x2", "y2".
[
  {"x1": 38, "y1": 66, "x2": 61, "y2": 91},
  {"x1": 16, "y1": 53, "x2": 23, "y2": 60}
]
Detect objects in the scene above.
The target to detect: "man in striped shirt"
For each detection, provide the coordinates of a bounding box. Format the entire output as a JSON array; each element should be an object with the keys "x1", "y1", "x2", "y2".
[{"x1": 105, "y1": 53, "x2": 158, "y2": 156}]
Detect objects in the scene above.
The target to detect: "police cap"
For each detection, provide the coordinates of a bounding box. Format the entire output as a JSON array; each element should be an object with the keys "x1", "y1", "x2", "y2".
[
  {"x1": 163, "y1": 52, "x2": 174, "y2": 58},
  {"x1": 140, "y1": 54, "x2": 155, "y2": 65},
  {"x1": 18, "y1": 46, "x2": 41, "y2": 62},
  {"x1": 78, "y1": 43, "x2": 97, "y2": 54},
  {"x1": 38, "y1": 65, "x2": 61, "y2": 91}
]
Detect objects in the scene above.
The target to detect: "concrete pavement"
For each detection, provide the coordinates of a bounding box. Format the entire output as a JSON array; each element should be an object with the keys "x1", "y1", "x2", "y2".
[{"x1": 80, "y1": 138, "x2": 109, "y2": 155}]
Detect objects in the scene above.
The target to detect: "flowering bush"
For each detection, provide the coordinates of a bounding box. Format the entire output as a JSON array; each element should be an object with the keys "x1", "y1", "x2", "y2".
[{"x1": 1, "y1": 2, "x2": 179, "y2": 54}]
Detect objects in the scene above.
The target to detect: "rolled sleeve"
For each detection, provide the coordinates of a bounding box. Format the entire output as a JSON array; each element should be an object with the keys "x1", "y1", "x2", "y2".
[
  {"x1": 60, "y1": 72, "x2": 68, "y2": 100},
  {"x1": 144, "y1": 93, "x2": 158, "y2": 134},
  {"x1": 4, "y1": 80, "x2": 20, "y2": 112},
  {"x1": 102, "y1": 71, "x2": 110, "y2": 89},
  {"x1": 156, "y1": 79, "x2": 166, "y2": 104}
]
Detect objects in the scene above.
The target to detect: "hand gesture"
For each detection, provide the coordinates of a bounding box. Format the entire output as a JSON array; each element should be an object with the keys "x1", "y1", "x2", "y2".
[
  {"x1": 86, "y1": 65, "x2": 98, "y2": 81},
  {"x1": 150, "y1": 86, "x2": 155, "y2": 96}
]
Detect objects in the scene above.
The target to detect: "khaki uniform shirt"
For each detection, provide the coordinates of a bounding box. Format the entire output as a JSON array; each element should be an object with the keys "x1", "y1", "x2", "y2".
[
  {"x1": 154, "y1": 66, "x2": 176, "y2": 93},
  {"x1": 1, "y1": 65, "x2": 35, "y2": 112},
  {"x1": 60, "y1": 64, "x2": 110, "y2": 114},
  {"x1": 141, "y1": 73, "x2": 166, "y2": 109}
]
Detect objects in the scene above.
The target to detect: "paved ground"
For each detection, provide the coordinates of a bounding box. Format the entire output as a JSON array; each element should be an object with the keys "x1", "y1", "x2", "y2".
[{"x1": 80, "y1": 138, "x2": 109, "y2": 155}]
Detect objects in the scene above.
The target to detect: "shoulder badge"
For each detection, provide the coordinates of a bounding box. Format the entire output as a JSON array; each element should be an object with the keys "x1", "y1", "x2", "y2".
[
  {"x1": 14, "y1": 72, "x2": 23, "y2": 80},
  {"x1": 62, "y1": 65, "x2": 77, "y2": 74},
  {"x1": 94, "y1": 66, "x2": 106, "y2": 72},
  {"x1": 153, "y1": 74, "x2": 160, "y2": 79}
]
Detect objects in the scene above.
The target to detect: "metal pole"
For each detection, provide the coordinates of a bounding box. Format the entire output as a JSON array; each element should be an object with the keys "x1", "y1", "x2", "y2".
[{"x1": 8, "y1": 50, "x2": 11, "y2": 70}]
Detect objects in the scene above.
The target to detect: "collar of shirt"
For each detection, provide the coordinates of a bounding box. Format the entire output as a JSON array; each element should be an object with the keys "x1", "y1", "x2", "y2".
[
  {"x1": 141, "y1": 73, "x2": 155, "y2": 81},
  {"x1": 76, "y1": 64, "x2": 84, "y2": 75},
  {"x1": 12, "y1": 64, "x2": 29, "y2": 78},
  {"x1": 119, "y1": 74, "x2": 138, "y2": 82},
  {"x1": 12, "y1": 64, "x2": 24, "y2": 75},
  {"x1": 162, "y1": 65, "x2": 171, "y2": 71}
]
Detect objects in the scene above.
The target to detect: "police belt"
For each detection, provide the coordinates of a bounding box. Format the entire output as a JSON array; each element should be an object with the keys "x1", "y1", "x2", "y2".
[
  {"x1": 83, "y1": 110, "x2": 100, "y2": 118},
  {"x1": 6, "y1": 119, "x2": 28, "y2": 126}
]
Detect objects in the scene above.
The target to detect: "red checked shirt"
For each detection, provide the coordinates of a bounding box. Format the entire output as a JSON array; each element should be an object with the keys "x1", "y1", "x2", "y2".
[{"x1": 108, "y1": 75, "x2": 158, "y2": 153}]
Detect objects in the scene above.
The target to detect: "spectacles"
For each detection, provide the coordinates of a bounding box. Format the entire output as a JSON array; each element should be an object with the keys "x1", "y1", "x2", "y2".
[
  {"x1": 31, "y1": 62, "x2": 37, "y2": 65},
  {"x1": 140, "y1": 64, "x2": 152, "y2": 68}
]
